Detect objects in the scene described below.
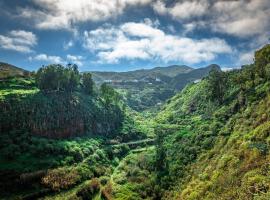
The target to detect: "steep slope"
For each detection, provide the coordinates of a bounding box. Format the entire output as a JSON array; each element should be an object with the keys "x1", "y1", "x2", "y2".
[
  {"x1": 153, "y1": 45, "x2": 270, "y2": 200},
  {"x1": 0, "y1": 62, "x2": 29, "y2": 79},
  {"x1": 0, "y1": 78, "x2": 124, "y2": 138},
  {"x1": 171, "y1": 64, "x2": 221, "y2": 90},
  {"x1": 0, "y1": 67, "x2": 148, "y2": 199}
]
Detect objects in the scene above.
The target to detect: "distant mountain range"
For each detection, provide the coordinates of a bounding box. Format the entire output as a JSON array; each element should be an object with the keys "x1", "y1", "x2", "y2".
[
  {"x1": 91, "y1": 65, "x2": 193, "y2": 84},
  {"x1": 91, "y1": 64, "x2": 220, "y2": 89},
  {"x1": 91, "y1": 64, "x2": 220, "y2": 111},
  {"x1": 171, "y1": 64, "x2": 220, "y2": 90}
]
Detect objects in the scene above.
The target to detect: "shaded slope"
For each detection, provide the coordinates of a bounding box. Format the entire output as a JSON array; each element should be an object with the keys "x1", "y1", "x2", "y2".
[
  {"x1": 171, "y1": 64, "x2": 220, "y2": 90},
  {"x1": 0, "y1": 62, "x2": 29, "y2": 79}
]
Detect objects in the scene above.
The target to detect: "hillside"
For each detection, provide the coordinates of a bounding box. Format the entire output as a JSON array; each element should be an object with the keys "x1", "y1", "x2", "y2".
[
  {"x1": 171, "y1": 64, "x2": 221, "y2": 90},
  {"x1": 0, "y1": 64, "x2": 150, "y2": 199},
  {"x1": 152, "y1": 44, "x2": 270, "y2": 199},
  {"x1": 0, "y1": 62, "x2": 29, "y2": 79},
  {"x1": 92, "y1": 64, "x2": 219, "y2": 111}
]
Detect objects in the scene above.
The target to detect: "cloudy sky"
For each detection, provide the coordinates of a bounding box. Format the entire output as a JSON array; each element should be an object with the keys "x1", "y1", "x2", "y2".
[{"x1": 0, "y1": 0, "x2": 269, "y2": 71}]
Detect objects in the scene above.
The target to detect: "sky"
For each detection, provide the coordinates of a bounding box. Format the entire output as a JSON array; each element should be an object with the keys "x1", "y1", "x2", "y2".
[{"x1": 0, "y1": 0, "x2": 269, "y2": 72}]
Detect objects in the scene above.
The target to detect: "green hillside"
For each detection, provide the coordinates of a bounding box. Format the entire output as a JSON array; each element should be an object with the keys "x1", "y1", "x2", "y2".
[
  {"x1": 92, "y1": 65, "x2": 218, "y2": 111},
  {"x1": 1, "y1": 45, "x2": 270, "y2": 200},
  {"x1": 152, "y1": 44, "x2": 270, "y2": 199}
]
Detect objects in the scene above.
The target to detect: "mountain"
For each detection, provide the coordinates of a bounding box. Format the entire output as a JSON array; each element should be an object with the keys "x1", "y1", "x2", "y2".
[
  {"x1": 91, "y1": 65, "x2": 193, "y2": 83},
  {"x1": 171, "y1": 64, "x2": 221, "y2": 90},
  {"x1": 0, "y1": 62, "x2": 29, "y2": 79},
  {"x1": 151, "y1": 45, "x2": 270, "y2": 199},
  {"x1": 1, "y1": 44, "x2": 270, "y2": 200},
  {"x1": 91, "y1": 64, "x2": 220, "y2": 111}
]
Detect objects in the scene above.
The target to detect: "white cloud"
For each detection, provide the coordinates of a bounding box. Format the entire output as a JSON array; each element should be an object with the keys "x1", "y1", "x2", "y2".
[
  {"x1": 212, "y1": 0, "x2": 270, "y2": 37},
  {"x1": 153, "y1": 0, "x2": 209, "y2": 20},
  {"x1": 152, "y1": 0, "x2": 270, "y2": 38},
  {"x1": 0, "y1": 30, "x2": 37, "y2": 53},
  {"x1": 18, "y1": 0, "x2": 152, "y2": 30},
  {"x1": 83, "y1": 19, "x2": 232, "y2": 64},
  {"x1": 221, "y1": 67, "x2": 234, "y2": 72},
  {"x1": 66, "y1": 54, "x2": 84, "y2": 66},
  {"x1": 29, "y1": 53, "x2": 63, "y2": 63},
  {"x1": 239, "y1": 51, "x2": 254, "y2": 65}
]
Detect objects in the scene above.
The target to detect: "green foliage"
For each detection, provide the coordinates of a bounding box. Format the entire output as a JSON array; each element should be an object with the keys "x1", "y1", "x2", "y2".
[
  {"x1": 101, "y1": 83, "x2": 121, "y2": 106},
  {"x1": 81, "y1": 72, "x2": 94, "y2": 95},
  {"x1": 76, "y1": 178, "x2": 101, "y2": 200},
  {"x1": 112, "y1": 149, "x2": 156, "y2": 200},
  {"x1": 207, "y1": 67, "x2": 227, "y2": 104},
  {"x1": 93, "y1": 65, "x2": 217, "y2": 111},
  {"x1": 0, "y1": 75, "x2": 125, "y2": 138},
  {"x1": 255, "y1": 44, "x2": 270, "y2": 79},
  {"x1": 36, "y1": 64, "x2": 80, "y2": 92},
  {"x1": 153, "y1": 44, "x2": 270, "y2": 200},
  {"x1": 42, "y1": 167, "x2": 80, "y2": 191}
]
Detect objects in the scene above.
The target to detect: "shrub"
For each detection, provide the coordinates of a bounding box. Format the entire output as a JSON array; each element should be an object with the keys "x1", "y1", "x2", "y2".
[
  {"x1": 42, "y1": 167, "x2": 80, "y2": 191},
  {"x1": 101, "y1": 182, "x2": 112, "y2": 200},
  {"x1": 76, "y1": 178, "x2": 101, "y2": 200}
]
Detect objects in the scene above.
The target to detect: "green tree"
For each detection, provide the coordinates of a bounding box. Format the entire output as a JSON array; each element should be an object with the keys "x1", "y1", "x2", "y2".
[
  {"x1": 36, "y1": 64, "x2": 64, "y2": 91},
  {"x1": 208, "y1": 68, "x2": 227, "y2": 104},
  {"x1": 82, "y1": 72, "x2": 94, "y2": 95},
  {"x1": 36, "y1": 64, "x2": 80, "y2": 92},
  {"x1": 100, "y1": 83, "x2": 120, "y2": 105},
  {"x1": 255, "y1": 44, "x2": 270, "y2": 80},
  {"x1": 66, "y1": 64, "x2": 80, "y2": 92}
]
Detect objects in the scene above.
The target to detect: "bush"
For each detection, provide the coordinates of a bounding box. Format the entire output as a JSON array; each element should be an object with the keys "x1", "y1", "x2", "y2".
[
  {"x1": 76, "y1": 178, "x2": 101, "y2": 200},
  {"x1": 42, "y1": 167, "x2": 80, "y2": 191}
]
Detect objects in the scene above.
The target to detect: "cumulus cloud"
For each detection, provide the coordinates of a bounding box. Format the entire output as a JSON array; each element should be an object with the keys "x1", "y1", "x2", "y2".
[
  {"x1": 17, "y1": 0, "x2": 152, "y2": 30},
  {"x1": 153, "y1": 0, "x2": 270, "y2": 38},
  {"x1": 66, "y1": 54, "x2": 84, "y2": 66},
  {"x1": 153, "y1": 0, "x2": 209, "y2": 20},
  {"x1": 29, "y1": 53, "x2": 63, "y2": 63},
  {"x1": 83, "y1": 19, "x2": 232, "y2": 64},
  {"x1": 0, "y1": 30, "x2": 37, "y2": 53},
  {"x1": 239, "y1": 51, "x2": 255, "y2": 65},
  {"x1": 212, "y1": 0, "x2": 270, "y2": 37}
]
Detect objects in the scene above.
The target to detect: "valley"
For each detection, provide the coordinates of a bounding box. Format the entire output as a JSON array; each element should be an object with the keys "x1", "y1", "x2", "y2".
[{"x1": 0, "y1": 44, "x2": 270, "y2": 200}]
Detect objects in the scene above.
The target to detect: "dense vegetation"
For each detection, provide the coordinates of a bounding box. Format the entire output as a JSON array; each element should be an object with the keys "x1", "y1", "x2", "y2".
[
  {"x1": 153, "y1": 44, "x2": 270, "y2": 199},
  {"x1": 0, "y1": 64, "x2": 127, "y2": 138},
  {"x1": 0, "y1": 44, "x2": 270, "y2": 200},
  {"x1": 92, "y1": 64, "x2": 218, "y2": 111},
  {"x1": 0, "y1": 64, "x2": 148, "y2": 199}
]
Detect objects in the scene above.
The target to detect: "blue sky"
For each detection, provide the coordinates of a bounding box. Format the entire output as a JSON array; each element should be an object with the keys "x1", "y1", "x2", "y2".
[{"x1": 0, "y1": 0, "x2": 269, "y2": 72}]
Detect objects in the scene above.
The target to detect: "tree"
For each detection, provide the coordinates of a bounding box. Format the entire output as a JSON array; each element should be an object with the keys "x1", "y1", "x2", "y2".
[
  {"x1": 255, "y1": 44, "x2": 270, "y2": 80},
  {"x1": 36, "y1": 64, "x2": 64, "y2": 91},
  {"x1": 100, "y1": 83, "x2": 120, "y2": 105},
  {"x1": 66, "y1": 64, "x2": 80, "y2": 92},
  {"x1": 35, "y1": 64, "x2": 80, "y2": 92},
  {"x1": 208, "y1": 67, "x2": 227, "y2": 104},
  {"x1": 82, "y1": 72, "x2": 94, "y2": 95}
]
